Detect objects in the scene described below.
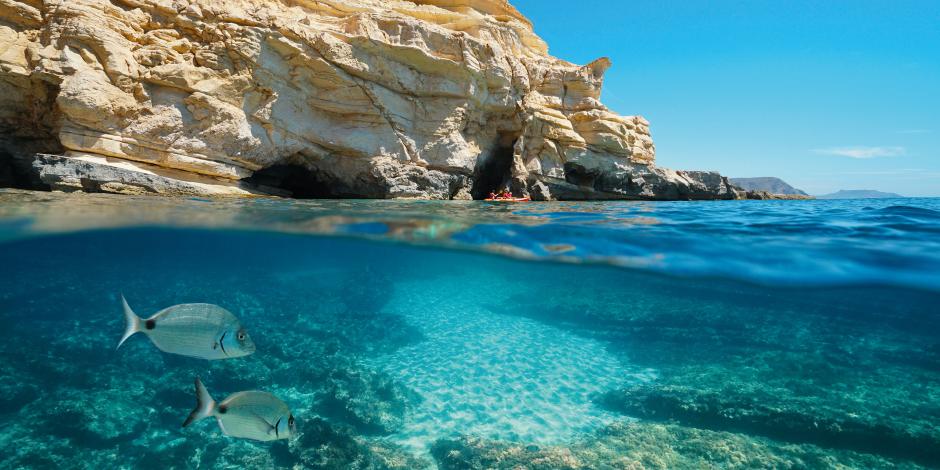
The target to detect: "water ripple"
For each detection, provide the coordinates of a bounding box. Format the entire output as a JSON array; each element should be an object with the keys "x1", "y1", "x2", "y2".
[{"x1": 2, "y1": 189, "x2": 939, "y2": 291}]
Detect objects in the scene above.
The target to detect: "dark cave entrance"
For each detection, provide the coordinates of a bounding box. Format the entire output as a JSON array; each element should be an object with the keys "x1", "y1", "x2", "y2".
[
  {"x1": 563, "y1": 162, "x2": 598, "y2": 189},
  {"x1": 0, "y1": 79, "x2": 63, "y2": 191},
  {"x1": 471, "y1": 132, "x2": 518, "y2": 200},
  {"x1": 244, "y1": 164, "x2": 336, "y2": 199}
]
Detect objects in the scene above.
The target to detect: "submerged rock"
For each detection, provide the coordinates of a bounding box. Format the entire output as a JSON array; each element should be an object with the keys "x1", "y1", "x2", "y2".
[
  {"x1": 317, "y1": 367, "x2": 412, "y2": 435},
  {"x1": 0, "y1": 256, "x2": 434, "y2": 469},
  {"x1": 0, "y1": 0, "x2": 744, "y2": 200},
  {"x1": 0, "y1": 363, "x2": 37, "y2": 415},
  {"x1": 289, "y1": 417, "x2": 429, "y2": 469},
  {"x1": 599, "y1": 384, "x2": 940, "y2": 467},
  {"x1": 432, "y1": 435, "x2": 582, "y2": 470},
  {"x1": 44, "y1": 390, "x2": 155, "y2": 449},
  {"x1": 503, "y1": 272, "x2": 940, "y2": 468},
  {"x1": 431, "y1": 421, "x2": 916, "y2": 470}
]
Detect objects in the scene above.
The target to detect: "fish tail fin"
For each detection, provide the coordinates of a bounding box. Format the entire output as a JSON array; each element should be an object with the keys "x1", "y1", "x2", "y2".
[
  {"x1": 117, "y1": 294, "x2": 142, "y2": 350},
  {"x1": 182, "y1": 377, "x2": 216, "y2": 428}
]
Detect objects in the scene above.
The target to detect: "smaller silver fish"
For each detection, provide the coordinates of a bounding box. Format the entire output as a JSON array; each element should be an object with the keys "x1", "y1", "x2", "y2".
[
  {"x1": 117, "y1": 295, "x2": 255, "y2": 360},
  {"x1": 183, "y1": 378, "x2": 296, "y2": 441}
]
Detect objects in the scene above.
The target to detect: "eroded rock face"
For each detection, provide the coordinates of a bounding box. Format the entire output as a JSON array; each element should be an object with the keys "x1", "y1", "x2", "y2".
[{"x1": 0, "y1": 0, "x2": 742, "y2": 199}]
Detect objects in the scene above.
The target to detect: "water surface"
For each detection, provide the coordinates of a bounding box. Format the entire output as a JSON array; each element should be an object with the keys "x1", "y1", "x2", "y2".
[{"x1": 0, "y1": 190, "x2": 938, "y2": 469}]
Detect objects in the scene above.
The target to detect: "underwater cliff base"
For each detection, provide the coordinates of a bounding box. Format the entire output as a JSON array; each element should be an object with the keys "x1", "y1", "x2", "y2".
[{"x1": 1, "y1": 225, "x2": 938, "y2": 469}]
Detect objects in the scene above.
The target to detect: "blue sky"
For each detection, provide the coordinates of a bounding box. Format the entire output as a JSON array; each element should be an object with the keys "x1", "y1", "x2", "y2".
[{"x1": 512, "y1": 1, "x2": 940, "y2": 196}]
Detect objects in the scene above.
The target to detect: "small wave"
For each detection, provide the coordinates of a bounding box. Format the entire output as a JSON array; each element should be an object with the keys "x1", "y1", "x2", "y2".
[{"x1": 872, "y1": 205, "x2": 940, "y2": 220}]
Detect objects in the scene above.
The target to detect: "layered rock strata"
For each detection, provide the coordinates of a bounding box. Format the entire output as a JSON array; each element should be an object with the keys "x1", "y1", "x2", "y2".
[{"x1": 1, "y1": 0, "x2": 742, "y2": 199}]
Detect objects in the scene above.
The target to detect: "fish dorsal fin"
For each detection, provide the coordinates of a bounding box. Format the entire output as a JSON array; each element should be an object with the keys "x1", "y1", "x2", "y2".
[{"x1": 225, "y1": 391, "x2": 286, "y2": 411}]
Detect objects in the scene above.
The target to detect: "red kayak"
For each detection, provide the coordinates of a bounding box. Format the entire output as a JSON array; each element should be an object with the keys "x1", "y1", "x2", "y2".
[{"x1": 484, "y1": 197, "x2": 531, "y2": 202}]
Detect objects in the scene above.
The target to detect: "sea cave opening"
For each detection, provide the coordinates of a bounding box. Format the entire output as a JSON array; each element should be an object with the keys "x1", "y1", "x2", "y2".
[
  {"x1": 563, "y1": 162, "x2": 597, "y2": 189},
  {"x1": 471, "y1": 132, "x2": 518, "y2": 200},
  {"x1": 244, "y1": 163, "x2": 335, "y2": 199}
]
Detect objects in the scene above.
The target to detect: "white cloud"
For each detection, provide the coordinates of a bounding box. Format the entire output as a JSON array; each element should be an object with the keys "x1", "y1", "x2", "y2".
[{"x1": 813, "y1": 146, "x2": 905, "y2": 159}]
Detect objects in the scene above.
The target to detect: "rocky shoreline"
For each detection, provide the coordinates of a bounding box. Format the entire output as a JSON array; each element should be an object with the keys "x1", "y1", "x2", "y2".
[{"x1": 1, "y1": 0, "x2": 766, "y2": 201}]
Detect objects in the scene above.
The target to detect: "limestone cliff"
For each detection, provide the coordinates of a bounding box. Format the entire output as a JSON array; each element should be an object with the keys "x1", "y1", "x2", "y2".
[{"x1": 0, "y1": 0, "x2": 742, "y2": 199}]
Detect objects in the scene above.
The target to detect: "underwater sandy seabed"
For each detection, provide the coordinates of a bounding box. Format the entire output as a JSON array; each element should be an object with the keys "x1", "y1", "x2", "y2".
[{"x1": 0, "y1": 222, "x2": 939, "y2": 468}]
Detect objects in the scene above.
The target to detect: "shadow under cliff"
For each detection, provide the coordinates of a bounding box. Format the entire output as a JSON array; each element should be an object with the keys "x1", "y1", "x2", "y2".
[{"x1": 471, "y1": 132, "x2": 518, "y2": 200}]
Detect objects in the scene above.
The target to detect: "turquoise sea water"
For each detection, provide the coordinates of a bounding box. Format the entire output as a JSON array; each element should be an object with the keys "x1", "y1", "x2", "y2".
[{"x1": 1, "y1": 189, "x2": 939, "y2": 469}]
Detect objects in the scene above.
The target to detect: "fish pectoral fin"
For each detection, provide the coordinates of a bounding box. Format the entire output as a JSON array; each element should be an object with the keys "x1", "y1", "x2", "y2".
[
  {"x1": 248, "y1": 411, "x2": 274, "y2": 429},
  {"x1": 247, "y1": 411, "x2": 278, "y2": 435}
]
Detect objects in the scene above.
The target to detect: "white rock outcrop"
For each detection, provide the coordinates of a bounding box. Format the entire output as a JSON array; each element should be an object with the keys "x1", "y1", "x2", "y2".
[{"x1": 0, "y1": 0, "x2": 741, "y2": 199}]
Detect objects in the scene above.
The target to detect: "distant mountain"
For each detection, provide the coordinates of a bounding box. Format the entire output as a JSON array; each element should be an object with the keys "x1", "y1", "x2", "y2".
[
  {"x1": 816, "y1": 189, "x2": 904, "y2": 199},
  {"x1": 729, "y1": 177, "x2": 808, "y2": 196}
]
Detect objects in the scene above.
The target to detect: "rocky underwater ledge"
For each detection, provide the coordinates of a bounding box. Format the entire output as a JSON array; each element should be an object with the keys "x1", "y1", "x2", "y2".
[{"x1": 0, "y1": 227, "x2": 938, "y2": 469}]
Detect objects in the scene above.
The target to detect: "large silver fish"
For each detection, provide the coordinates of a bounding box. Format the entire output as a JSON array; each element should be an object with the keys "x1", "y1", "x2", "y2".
[
  {"x1": 183, "y1": 378, "x2": 296, "y2": 441},
  {"x1": 117, "y1": 295, "x2": 255, "y2": 360}
]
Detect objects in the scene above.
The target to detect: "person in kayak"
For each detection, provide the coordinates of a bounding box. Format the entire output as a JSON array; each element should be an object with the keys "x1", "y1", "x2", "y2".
[{"x1": 488, "y1": 191, "x2": 497, "y2": 199}]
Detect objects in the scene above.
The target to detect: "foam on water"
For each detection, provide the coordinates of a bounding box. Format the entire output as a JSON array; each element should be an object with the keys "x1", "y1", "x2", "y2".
[{"x1": 366, "y1": 275, "x2": 655, "y2": 454}]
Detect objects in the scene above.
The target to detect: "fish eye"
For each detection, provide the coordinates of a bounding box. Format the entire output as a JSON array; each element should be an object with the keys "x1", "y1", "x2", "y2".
[{"x1": 237, "y1": 331, "x2": 246, "y2": 341}]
